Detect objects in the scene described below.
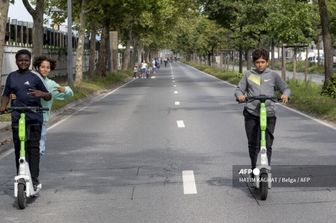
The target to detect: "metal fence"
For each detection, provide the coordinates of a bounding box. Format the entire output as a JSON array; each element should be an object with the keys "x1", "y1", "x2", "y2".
[{"x1": 2, "y1": 19, "x2": 93, "y2": 84}]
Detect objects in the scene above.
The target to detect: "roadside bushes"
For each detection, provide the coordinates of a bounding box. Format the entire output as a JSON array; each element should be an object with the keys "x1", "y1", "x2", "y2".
[{"x1": 321, "y1": 76, "x2": 336, "y2": 98}]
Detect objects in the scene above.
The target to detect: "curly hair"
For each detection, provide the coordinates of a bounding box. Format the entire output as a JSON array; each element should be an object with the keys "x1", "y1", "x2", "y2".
[
  {"x1": 32, "y1": 56, "x2": 57, "y2": 71},
  {"x1": 15, "y1": 49, "x2": 31, "y2": 59},
  {"x1": 252, "y1": 48, "x2": 269, "y2": 62}
]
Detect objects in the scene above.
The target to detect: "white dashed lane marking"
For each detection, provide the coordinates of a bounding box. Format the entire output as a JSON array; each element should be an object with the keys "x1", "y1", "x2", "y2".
[
  {"x1": 182, "y1": 170, "x2": 197, "y2": 194},
  {"x1": 176, "y1": 120, "x2": 185, "y2": 128}
]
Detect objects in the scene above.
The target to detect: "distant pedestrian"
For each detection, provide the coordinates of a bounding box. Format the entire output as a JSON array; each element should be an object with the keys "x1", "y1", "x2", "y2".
[{"x1": 133, "y1": 64, "x2": 138, "y2": 79}]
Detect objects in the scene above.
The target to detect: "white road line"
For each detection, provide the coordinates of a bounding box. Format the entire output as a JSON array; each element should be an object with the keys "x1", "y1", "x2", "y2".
[
  {"x1": 0, "y1": 148, "x2": 13, "y2": 159},
  {"x1": 174, "y1": 90, "x2": 178, "y2": 94},
  {"x1": 182, "y1": 170, "x2": 197, "y2": 194},
  {"x1": 177, "y1": 120, "x2": 185, "y2": 128},
  {"x1": 175, "y1": 101, "x2": 180, "y2": 106},
  {"x1": 279, "y1": 104, "x2": 336, "y2": 130},
  {"x1": 173, "y1": 84, "x2": 176, "y2": 87},
  {"x1": 172, "y1": 77, "x2": 175, "y2": 80},
  {"x1": 172, "y1": 80, "x2": 176, "y2": 83},
  {"x1": 151, "y1": 76, "x2": 156, "y2": 79}
]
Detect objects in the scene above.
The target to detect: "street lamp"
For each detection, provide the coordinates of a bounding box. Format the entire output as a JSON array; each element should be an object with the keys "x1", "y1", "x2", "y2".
[{"x1": 67, "y1": 0, "x2": 73, "y2": 87}]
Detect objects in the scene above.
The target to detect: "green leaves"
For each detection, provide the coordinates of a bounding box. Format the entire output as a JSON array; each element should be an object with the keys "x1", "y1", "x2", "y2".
[{"x1": 267, "y1": 0, "x2": 317, "y2": 44}]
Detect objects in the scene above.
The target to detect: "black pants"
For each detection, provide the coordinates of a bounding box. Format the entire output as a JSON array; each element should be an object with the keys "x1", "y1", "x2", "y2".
[
  {"x1": 12, "y1": 124, "x2": 42, "y2": 185},
  {"x1": 243, "y1": 109, "x2": 276, "y2": 169}
]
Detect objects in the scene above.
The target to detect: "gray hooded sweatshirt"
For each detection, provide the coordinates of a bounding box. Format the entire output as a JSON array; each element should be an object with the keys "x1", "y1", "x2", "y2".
[{"x1": 235, "y1": 68, "x2": 291, "y2": 117}]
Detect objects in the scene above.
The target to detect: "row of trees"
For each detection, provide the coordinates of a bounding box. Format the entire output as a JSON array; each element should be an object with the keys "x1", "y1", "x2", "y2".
[
  {"x1": 171, "y1": 0, "x2": 335, "y2": 88},
  {"x1": 0, "y1": 0, "x2": 335, "y2": 89},
  {"x1": 0, "y1": 0, "x2": 198, "y2": 86}
]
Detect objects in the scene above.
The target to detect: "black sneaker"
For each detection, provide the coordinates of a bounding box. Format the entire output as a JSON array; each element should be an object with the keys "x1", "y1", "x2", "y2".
[{"x1": 32, "y1": 178, "x2": 39, "y2": 191}]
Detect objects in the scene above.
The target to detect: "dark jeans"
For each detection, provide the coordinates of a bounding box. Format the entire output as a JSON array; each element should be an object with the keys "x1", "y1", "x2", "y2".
[
  {"x1": 12, "y1": 123, "x2": 42, "y2": 185},
  {"x1": 243, "y1": 109, "x2": 276, "y2": 169}
]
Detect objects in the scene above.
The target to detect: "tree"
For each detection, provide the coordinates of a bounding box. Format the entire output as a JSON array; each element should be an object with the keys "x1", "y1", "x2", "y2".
[
  {"x1": 0, "y1": 0, "x2": 10, "y2": 86},
  {"x1": 74, "y1": 0, "x2": 87, "y2": 85},
  {"x1": 201, "y1": 0, "x2": 270, "y2": 73},
  {"x1": 267, "y1": 0, "x2": 317, "y2": 80},
  {"x1": 318, "y1": 0, "x2": 334, "y2": 87},
  {"x1": 22, "y1": 0, "x2": 45, "y2": 58}
]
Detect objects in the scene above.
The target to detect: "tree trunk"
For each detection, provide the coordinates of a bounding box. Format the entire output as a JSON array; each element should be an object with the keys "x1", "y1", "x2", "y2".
[
  {"x1": 293, "y1": 51, "x2": 296, "y2": 80},
  {"x1": 0, "y1": 0, "x2": 9, "y2": 86},
  {"x1": 247, "y1": 49, "x2": 252, "y2": 70},
  {"x1": 88, "y1": 23, "x2": 96, "y2": 78},
  {"x1": 97, "y1": 26, "x2": 107, "y2": 76},
  {"x1": 304, "y1": 46, "x2": 308, "y2": 82},
  {"x1": 318, "y1": 0, "x2": 334, "y2": 86},
  {"x1": 270, "y1": 41, "x2": 275, "y2": 69},
  {"x1": 281, "y1": 44, "x2": 286, "y2": 80},
  {"x1": 238, "y1": 47, "x2": 243, "y2": 73},
  {"x1": 74, "y1": 0, "x2": 86, "y2": 85},
  {"x1": 207, "y1": 52, "x2": 211, "y2": 66},
  {"x1": 23, "y1": 0, "x2": 44, "y2": 58},
  {"x1": 123, "y1": 39, "x2": 131, "y2": 70}
]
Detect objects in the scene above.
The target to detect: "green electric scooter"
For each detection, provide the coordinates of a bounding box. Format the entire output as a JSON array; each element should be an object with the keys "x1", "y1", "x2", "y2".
[
  {"x1": 7, "y1": 106, "x2": 48, "y2": 209},
  {"x1": 246, "y1": 95, "x2": 278, "y2": 200}
]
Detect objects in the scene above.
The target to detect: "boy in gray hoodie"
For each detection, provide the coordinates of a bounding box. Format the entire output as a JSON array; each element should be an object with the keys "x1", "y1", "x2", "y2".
[{"x1": 235, "y1": 48, "x2": 290, "y2": 173}]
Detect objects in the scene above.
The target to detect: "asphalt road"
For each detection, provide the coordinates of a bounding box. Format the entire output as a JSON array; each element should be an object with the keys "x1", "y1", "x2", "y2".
[{"x1": 0, "y1": 62, "x2": 335, "y2": 222}]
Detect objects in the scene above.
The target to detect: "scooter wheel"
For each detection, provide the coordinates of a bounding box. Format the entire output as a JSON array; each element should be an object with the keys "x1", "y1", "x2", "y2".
[
  {"x1": 17, "y1": 183, "x2": 27, "y2": 209},
  {"x1": 260, "y1": 173, "x2": 268, "y2": 200}
]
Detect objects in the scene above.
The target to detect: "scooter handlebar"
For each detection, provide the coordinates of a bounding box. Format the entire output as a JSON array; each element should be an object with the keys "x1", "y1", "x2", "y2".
[
  {"x1": 6, "y1": 106, "x2": 49, "y2": 113},
  {"x1": 246, "y1": 96, "x2": 279, "y2": 103},
  {"x1": 236, "y1": 95, "x2": 282, "y2": 104}
]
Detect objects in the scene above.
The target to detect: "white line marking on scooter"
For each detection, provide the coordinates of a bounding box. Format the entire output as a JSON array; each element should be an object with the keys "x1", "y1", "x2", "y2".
[
  {"x1": 175, "y1": 101, "x2": 180, "y2": 106},
  {"x1": 182, "y1": 170, "x2": 197, "y2": 194},
  {"x1": 174, "y1": 91, "x2": 178, "y2": 94},
  {"x1": 177, "y1": 120, "x2": 185, "y2": 128}
]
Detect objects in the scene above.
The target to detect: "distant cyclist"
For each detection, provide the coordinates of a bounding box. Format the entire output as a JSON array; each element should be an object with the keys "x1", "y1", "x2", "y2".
[{"x1": 234, "y1": 48, "x2": 290, "y2": 176}]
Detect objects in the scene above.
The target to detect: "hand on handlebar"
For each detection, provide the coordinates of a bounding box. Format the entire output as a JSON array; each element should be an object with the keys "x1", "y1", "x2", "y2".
[
  {"x1": 237, "y1": 95, "x2": 247, "y2": 103},
  {"x1": 280, "y1": 94, "x2": 289, "y2": 103}
]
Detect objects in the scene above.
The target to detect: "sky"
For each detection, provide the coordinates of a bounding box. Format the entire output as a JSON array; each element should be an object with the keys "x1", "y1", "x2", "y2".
[
  {"x1": 8, "y1": 1, "x2": 33, "y2": 23},
  {"x1": 8, "y1": 1, "x2": 69, "y2": 32}
]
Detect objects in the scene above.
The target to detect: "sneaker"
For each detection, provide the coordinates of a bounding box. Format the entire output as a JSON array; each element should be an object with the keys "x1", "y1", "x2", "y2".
[
  {"x1": 32, "y1": 178, "x2": 39, "y2": 190},
  {"x1": 33, "y1": 182, "x2": 42, "y2": 191}
]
